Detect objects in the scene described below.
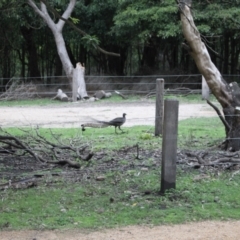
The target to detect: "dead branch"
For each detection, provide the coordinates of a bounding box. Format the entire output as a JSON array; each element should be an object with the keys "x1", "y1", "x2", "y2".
[
  {"x1": 207, "y1": 99, "x2": 230, "y2": 131},
  {"x1": 0, "y1": 177, "x2": 38, "y2": 190},
  {"x1": 115, "y1": 91, "x2": 127, "y2": 99},
  {"x1": 209, "y1": 158, "x2": 240, "y2": 165},
  {"x1": 0, "y1": 128, "x2": 93, "y2": 168},
  {"x1": 185, "y1": 151, "x2": 205, "y2": 164},
  {"x1": 49, "y1": 159, "x2": 81, "y2": 168},
  {"x1": 0, "y1": 78, "x2": 37, "y2": 100}
]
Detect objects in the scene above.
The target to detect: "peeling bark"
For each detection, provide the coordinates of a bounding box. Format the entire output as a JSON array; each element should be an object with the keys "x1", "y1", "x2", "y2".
[{"x1": 179, "y1": 0, "x2": 240, "y2": 151}]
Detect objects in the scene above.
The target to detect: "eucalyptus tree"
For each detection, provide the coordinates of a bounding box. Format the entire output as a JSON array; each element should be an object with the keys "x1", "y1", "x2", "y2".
[
  {"x1": 27, "y1": 0, "x2": 122, "y2": 97},
  {"x1": 27, "y1": 0, "x2": 79, "y2": 80},
  {"x1": 179, "y1": 0, "x2": 240, "y2": 150},
  {"x1": 27, "y1": 0, "x2": 89, "y2": 98}
]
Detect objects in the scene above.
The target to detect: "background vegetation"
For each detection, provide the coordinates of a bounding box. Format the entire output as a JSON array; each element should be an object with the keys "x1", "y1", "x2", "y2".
[{"x1": 1, "y1": 0, "x2": 240, "y2": 83}]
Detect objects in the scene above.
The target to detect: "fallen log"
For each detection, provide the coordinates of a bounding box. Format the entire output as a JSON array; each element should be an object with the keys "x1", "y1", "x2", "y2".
[
  {"x1": 52, "y1": 89, "x2": 69, "y2": 101},
  {"x1": 0, "y1": 177, "x2": 38, "y2": 190}
]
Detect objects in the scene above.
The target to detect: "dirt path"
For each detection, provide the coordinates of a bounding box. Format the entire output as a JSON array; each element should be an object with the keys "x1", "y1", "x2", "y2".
[
  {"x1": 0, "y1": 102, "x2": 217, "y2": 128},
  {"x1": 1, "y1": 221, "x2": 240, "y2": 240}
]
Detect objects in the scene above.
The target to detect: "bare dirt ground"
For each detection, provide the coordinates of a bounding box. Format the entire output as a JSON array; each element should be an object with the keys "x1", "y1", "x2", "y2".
[
  {"x1": 2, "y1": 221, "x2": 240, "y2": 240},
  {"x1": 0, "y1": 101, "x2": 218, "y2": 128},
  {"x1": 1, "y1": 100, "x2": 239, "y2": 240}
]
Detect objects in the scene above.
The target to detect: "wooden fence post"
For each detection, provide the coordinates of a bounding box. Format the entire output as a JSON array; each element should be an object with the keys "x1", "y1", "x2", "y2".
[
  {"x1": 160, "y1": 99, "x2": 179, "y2": 194},
  {"x1": 155, "y1": 78, "x2": 164, "y2": 136}
]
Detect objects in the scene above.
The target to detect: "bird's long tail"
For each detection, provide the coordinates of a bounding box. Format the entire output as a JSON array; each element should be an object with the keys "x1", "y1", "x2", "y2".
[{"x1": 95, "y1": 120, "x2": 111, "y2": 126}]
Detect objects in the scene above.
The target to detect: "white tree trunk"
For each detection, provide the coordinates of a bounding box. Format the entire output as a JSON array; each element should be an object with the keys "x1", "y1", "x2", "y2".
[
  {"x1": 179, "y1": 0, "x2": 240, "y2": 151},
  {"x1": 72, "y1": 63, "x2": 88, "y2": 100},
  {"x1": 180, "y1": 1, "x2": 232, "y2": 109},
  {"x1": 27, "y1": 0, "x2": 88, "y2": 98}
]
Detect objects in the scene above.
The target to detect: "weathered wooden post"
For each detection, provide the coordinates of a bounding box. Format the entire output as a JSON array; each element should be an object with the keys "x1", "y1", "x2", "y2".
[
  {"x1": 155, "y1": 78, "x2": 164, "y2": 136},
  {"x1": 160, "y1": 99, "x2": 179, "y2": 194}
]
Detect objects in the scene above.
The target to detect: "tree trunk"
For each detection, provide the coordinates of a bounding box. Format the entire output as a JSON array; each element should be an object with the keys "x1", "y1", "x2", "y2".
[
  {"x1": 72, "y1": 63, "x2": 88, "y2": 100},
  {"x1": 28, "y1": 0, "x2": 88, "y2": 98},
  {"x1": 179, "y1": 0, "x2": 240, "y2": 151}
]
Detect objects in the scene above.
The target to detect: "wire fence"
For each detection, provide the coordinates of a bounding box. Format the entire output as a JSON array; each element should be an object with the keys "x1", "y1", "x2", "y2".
[
  {"x1": 0, "y1": 74, "x2": 239, "y2": 98},
  {"x1": 0, "y1": 74, "x2": 239, "y2": 148}
]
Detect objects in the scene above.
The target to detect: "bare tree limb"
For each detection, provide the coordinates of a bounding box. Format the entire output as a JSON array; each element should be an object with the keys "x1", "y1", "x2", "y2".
[
  {"x1": 39, "y1": 0, "x2": 120, "y2": 57},
  {"x1": 207, "y1": 100, "x2": 231, "y2": 131},
  {"x1": 0, "y1": 128, "x2": 93, "y2": 168}
]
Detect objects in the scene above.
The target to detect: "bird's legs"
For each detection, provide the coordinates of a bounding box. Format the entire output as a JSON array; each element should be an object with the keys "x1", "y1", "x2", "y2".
[{"x1": 119, "y1": 126, "x2": 125, "y2": 133}]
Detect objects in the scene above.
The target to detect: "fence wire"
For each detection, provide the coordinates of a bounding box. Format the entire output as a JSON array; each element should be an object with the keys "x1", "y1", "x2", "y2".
[{"x1": 0, "y1": 74, "x2": 239, "y2": 147}]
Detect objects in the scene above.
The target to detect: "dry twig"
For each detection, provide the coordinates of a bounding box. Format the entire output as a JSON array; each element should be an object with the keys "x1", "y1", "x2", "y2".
[{"x1": 0, "y1": 128, "x2": 93, "y2": 168}]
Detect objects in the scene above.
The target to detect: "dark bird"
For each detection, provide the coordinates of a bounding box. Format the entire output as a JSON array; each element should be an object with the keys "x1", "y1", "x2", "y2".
[{"x1": 97, "y1": 113, "x2": 127, "y2": 134}]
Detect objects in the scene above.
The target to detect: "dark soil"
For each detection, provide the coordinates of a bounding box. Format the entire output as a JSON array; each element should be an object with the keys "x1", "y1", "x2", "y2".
[{"x1": 0, "y1": 146, "x2": 239, "y2": 189}]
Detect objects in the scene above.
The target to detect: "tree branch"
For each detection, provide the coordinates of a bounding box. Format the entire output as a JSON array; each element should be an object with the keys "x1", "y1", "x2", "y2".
[
  {"x1": 40, "y1": 0, "x2": 120, "y2": 57},
  {"x1": 207, "y1": 100, "x2": 231, "y2": 131},
  {"x1": 56, "y1": 0, "x2": 76, "y2": 31},
  {"x1": 0, "y1": 128, "x2": 93, "y2": 168}
]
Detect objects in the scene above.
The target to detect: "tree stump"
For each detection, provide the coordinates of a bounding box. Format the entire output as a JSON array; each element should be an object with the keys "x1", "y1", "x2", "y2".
[{"x1": 72, "y1": 63, "x2": 88, "y2": 101}]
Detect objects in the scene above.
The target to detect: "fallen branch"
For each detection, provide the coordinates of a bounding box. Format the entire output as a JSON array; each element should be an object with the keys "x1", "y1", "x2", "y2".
[
  {"x1": 0, "y1": 128, "x2": 93, "y2": 168},
  {"x1": 207, "y1": 100, "x2": 230, "y2": 131},
  {"x1": 115, "y1": 90, "x2": 127, "y2": 99},
  {"x1": 0, "y1": 177, "x2": 38, "y2": 190},
  {"x1": 0, "y1": 79, "x2": 37, "y2": 100}
]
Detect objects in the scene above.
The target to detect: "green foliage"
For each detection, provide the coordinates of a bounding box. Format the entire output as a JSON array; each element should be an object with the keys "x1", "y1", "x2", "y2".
[
  {"x1": 178, "y1": 117, "x2": 225, "y2": 149},
  {"x1": 2, "y1": 0, "x2": 240, "y2": 77},
  {"x1": 81, "y1": 35, "x2": 100, "y2": 50},
  {"x1": 69, "y1": 17, "x2": 80, "y2": 24},
  {"x1": 112, "y1": 0, "x2": 179, "y2": 40},
  {"x1": 0, "y1": 99, "x2": 63, "y2": 107},
  {"x1": 194, "y1": 2, "x2": 240, "y2": 35}
]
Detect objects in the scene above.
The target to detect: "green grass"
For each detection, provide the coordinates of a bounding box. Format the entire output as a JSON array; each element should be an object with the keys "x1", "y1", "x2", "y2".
[
  {"x1": 178, "y1": 117, "x2": 225, "y2": 149},
  {"x1": 1, "y1": 170, "x2": 240, "y2": 230},
  {"x1": 0, "y1": 94, "x2": 217, "y2": 106},
  {"x1": 0, "y1": 117, "x2": 231, "y2": 230},
  {"x1": 0, "y1": 98, "x2": 63, "y2": 107}
]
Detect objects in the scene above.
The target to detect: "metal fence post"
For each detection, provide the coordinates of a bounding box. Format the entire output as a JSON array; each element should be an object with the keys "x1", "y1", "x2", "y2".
[
  {"x1": 155, "y1": 78, "x2": 164, "y2": 136},
  {"x1": 160, "y1": 99, "x2": 179, "y2": 194}
]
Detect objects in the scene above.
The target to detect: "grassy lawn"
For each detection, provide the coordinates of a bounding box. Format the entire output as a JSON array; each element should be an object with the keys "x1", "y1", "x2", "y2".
[
  {"x1": 1, "y1": 115, "x2": 237, "y2": 230},
  {"x1": 0, "y1": 94, "x2": 218, "y2": 107},
  {"x1": 1, "y1": 170, "x2": 240, "y2": 230}
]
